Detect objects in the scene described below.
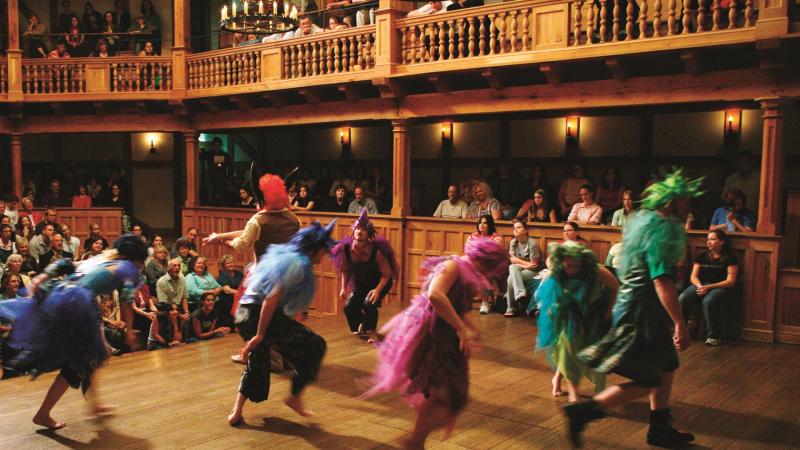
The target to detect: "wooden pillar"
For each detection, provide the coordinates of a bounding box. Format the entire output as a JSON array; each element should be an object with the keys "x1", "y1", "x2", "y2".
[
  {"x1": 755, "y1": 98, "x2": 787, "y2": 235},
  {"x1": 391, "y1": 120, "x2": 411, "y2": 217},
  {"x1": 184, "y1": 131, "x2": 199, "y2": 208},
  {"x1": 7, "y1": 0, "x2": 23, "y2": 101},
  {"x1": 10, "y1": 133, "x2": 23, "y2": 200},
  {"x1": 171, "y1": 0, "x2": 190, "y2": 97},
  {"x1": 374, "y1": 0, "x2": 413, "y2": 75}
]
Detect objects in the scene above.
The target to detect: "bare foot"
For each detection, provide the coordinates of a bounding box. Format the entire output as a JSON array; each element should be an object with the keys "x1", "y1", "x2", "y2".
[
  {"x1": 551, "y1": 375, "x2": 565, "y2": 398},
  {"x1": 231, "y1": 354, "x2": 245, "y2": 364},
  {"x1": 227, "y1": 411, "x2": 245, "y2": 427},
  {"x1": 91, "y1": 404, "x2": 116, "y2": 416},
  {"x1": 32, "y1": 414, "x2": 66, "y2": 430},
  {"x1": 284, "y1": 395, "x2": 313, "y2": 417},
  {"x1": 367, "y1": 330, "x2": 378, "y2": 344}
]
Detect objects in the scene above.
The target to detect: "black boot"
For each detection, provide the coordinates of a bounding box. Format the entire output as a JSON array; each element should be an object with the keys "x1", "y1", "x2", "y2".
[
  {"x1": 563, "y1": 400, "x2": 606, "y2": 448},
  {"x1": 647, "y1": 408, "x2": 695, "y2": 448}
]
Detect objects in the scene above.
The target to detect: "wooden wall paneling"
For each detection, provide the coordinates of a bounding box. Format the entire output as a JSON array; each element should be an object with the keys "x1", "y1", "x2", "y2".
[
  {"x1": 776, "y1": 269, "x2": 800, "y2": 344},
  {"x1": 34, "y1": 208, "x2": 123, "y2": 251}
]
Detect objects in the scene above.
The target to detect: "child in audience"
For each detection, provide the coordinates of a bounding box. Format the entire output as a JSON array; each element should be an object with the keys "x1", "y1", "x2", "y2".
[
  {"x1": 148, "y1": 301, "x2": 181, "y2": 350},
  {"x1": 191, "y1": 293, "x2": 231, "y2": 340}
]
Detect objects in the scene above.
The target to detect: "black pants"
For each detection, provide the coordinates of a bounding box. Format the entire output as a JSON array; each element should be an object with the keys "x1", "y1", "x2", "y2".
[
  {"x1": 236, "y1": 304, "x2": 327, "y2": 403},
  {"x1": 343, "y1": 279, "x2": 392, "y2": 333}
]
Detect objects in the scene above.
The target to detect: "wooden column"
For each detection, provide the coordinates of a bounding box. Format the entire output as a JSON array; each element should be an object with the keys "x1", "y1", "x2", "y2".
[
  {"x1": 184, "y1": 131, "x2": 199, "y2": 207},
  {"x1": 7, "y1": 0, "x2": 23, "y2": 101},
  {"x1": 374, "y1": 0, "x2": 413, "y2": 75},
  {"x1": 391, "y1": 120, "x2": 411, "y2": 217},
  {"x1": 10, "y1": 133, "x2": 23, "y2": 200},
  {"x1": 755, "y1": 98, "x2": 787, "y2": 235},
  {"x1": 171, "y1": 0, "x2": 190, "y2": 97}
]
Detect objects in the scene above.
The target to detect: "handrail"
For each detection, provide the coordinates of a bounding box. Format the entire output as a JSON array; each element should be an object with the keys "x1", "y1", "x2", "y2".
[
  {"x1": 0, "y1": 62, "x2": 7, "y2": 94},
  {"x1": 276, "y1": 25, "x2": 377, "y2": 80},
  {"x1": 21, "y1": 56, "x2": 172, "y2": 95}
]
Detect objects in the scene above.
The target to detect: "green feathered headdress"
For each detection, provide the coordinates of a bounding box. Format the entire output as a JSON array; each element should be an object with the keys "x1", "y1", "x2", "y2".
[
  {"x1": 640, "y1": 167, "x2": 704, "y2": 210},
  {"x1": 547, "y1": 241, "x2": 598, "y2": 285}
]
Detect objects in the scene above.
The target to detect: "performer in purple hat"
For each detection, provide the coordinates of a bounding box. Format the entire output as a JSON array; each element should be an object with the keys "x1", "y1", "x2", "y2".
[{"x1": 331, "y1": 209, "x2": 398, "y2": 343}]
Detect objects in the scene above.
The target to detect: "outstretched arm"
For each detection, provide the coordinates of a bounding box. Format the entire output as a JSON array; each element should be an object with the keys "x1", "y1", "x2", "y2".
[{"x1": 653, "y1": 276, "x2": 689, "y2": 351}]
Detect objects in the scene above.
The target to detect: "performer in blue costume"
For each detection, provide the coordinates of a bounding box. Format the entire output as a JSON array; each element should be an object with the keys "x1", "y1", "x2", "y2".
[
  {"x1": 565, "y1": 169, "x2": 702, "y2": 448},
  {"x1": 0, "y1": 234, "x2": 146, "y2": 430},
  {"x1": 227, "y1": 221, "x2": 336, "y2": 426}
]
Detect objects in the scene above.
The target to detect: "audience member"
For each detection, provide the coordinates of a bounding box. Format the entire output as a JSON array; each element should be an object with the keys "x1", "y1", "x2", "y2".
[
  {"x1": 29, "y1": 223, "x2": 55, "y2": 263},
  {"x1": 596, "y1": 167, "x2": 624, "y2": 222},
  {"x1": 172, "y1": 227, "x2": 200, "y2": 257},
  {"x1": 100, "y1": 291, "x2": 126, "y2": 354},
  {"x1": 148, "y1": 234, "x2": 164, "y2": 258},
  {"x1": 15, "y1": 239, "x2": 38, "y2": 277},
  {"x1": 488, "y1": 162, "x2": 525, "y2": 219},
  {"x1": 131, "y1": 283, "x2": 157, "y2": 339},
  {"x1": 138, "y1": 40, "x2": 157, "y2": 56},
  {"x1": 61, "y1": 223, "x2": 81, "y2": 259},
  {"x1": 723, "y1": 151, "x2": 760, "y2": 212},
  {"x1": 19, "y1": 197, "x2": 40, "y2": 228},
  {"x1": 605, "y1": 242, "x2": 623, "y2": 273},
  {"x1": 38, "y1": 233, "x2": 74, "y2": 272},
  {"x1": 348, "y1": 187, "x2": 378, "y2": 214},
  {"x1": 128, "y1": 15, "x2": 151, "y2": 53},
  {"x1": 90, "y1": 38, "x2": 114, "y2": 57},
  {"x1": 515, "y1": 189, "x2": 557, "y2": 223},
  {"x1": 505, "y1": 220, "x2": 541, "y2": 317},
  {"x1": 466, "y1": 181, "x2": 502, "y2": 220},
  {"x1": 468, "y1": 214, "x2": 502, "y2": 245},
  {"x1": 328, "y1": 169, "x2": 356, "y2": 197},
  {"x1": 558, "y1": 163, "x2": 591, "y2": 217},
  {"x1": 145, "y1": 244, "x2": 169, "y2": 291},
  {"x1": 291, "y1": 185, "x2": 316, "y2": 211},
  {"x1": 327, "y1": 185, "x2": 350, "y2": 212},
  {"x1": 174, "y1": 239, "x2": 196, "y2": 276},
  {"x1": 48, "y1": 39, "x2": 72, "y2": 58},
  {"x1": 113, "y1": 0, "x2": 132, "y2": 40},
  {"x1": 239, "y1": 188, "x2": 256, "y2": 208},
  {"x1": 0, "y1": 225, "x2": 16, "y2": 264},
  {"x1": 87, "y1": 177, "x2": 103, "y2": 202},
  {"x1": 147, "y1": 301, "x2": 180, "y2": 350},
  {"x1": 42, "y1": 180, "x2": 71, "y2": 207},
  {"x1": 81, "y1": 237, "x2": 108, "y2": 261},
  {"x1": 23, "y1": 13, "x2": 49, "y2": 58},
  {"x1": 215, "y1": 254, "x2": 243, "y2": 329},
  {"x1": 156, "y1": 258, "x2": 190, "y2": 337},
  {"x1": 83, "y1": 222, "x2": 109, "y2": 252},
  {"x1": 528, "y1": 165, "x2": 555, "y2": 206},
  {"x1": 191, "y1": 293, "x2": 231, "y2": 340},
  {"x1": 65, "y1": 22, "x2": 87, "y2": 57},
  {"x1": 102, "y1": 10, "x2": 120, "y2": 51},
  {"x1": 35, "y1": 208, "x2": 63, "y2": 236},
  {"x1": 185, "y1": 257, "x2": 222, "y2": 312},
  {"x1": 71, "y1": 185, "x2": 92, "y2": 207},
  {"x1": 294, "y1": 15, "x2": 324, "y2": 37},
  {"x1": 679, "y1": 229, "x2": 739, "y2": 346},
  {"x1": 433, "y1": 184, "x2": 468, "y2": 219},
  {"x1": 561, "y1": 221, "x2": 589, "y2": 246},
  {"x1": 3, "y1": 196, "x2": 19, "y2": 227},
  {"x1": 0, "y1": 273, "x2": 21, "y2": 300},
  {"x1": 14, "y1": 216, "x2": 34, "y2": 243},
  {"x1": 611, "y1": 190, "x2": 636, "y2": 227},
  {"x1": 710, "y1": 189, "x2": 756, "y2": 232},
  {"x1": 407, "y1": 0, "x2": 452, "y2": 17},
  {"x1": 447, "y1": 0, "x2": 484, "y2": 9},
  {"x1": 4, "y1": 254, "x2": 32, "y2": 290},
  {"x1": 567, "y1": 184, "x2": 603, "y2": 225}
]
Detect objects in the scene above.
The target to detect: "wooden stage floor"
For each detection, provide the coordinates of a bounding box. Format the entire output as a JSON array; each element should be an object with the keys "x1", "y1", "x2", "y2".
[{"x1": 1, "y1": 303, "x2": 799, "y2": 449}]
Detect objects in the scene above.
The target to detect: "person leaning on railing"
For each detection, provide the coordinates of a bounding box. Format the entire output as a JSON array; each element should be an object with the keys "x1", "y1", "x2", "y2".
[
  {"x1": 23, "y1": 13, "x2": 49, "y2": 58},
  {"x1": 407, "y1": 1, "x2": 452, "y2": 17}
]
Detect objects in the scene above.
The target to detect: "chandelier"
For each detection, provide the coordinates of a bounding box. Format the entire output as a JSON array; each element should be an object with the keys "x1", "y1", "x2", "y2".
[{"x1": 220, "y1": 1, "x2": 300, "y2": 36}]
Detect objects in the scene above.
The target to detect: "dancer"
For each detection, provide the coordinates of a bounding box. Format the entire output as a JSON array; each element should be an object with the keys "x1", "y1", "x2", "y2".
[
  {"x1": 227, "y1": 221, "x2": 335, "y2": 426},
  {"x1": 565, "y1": 169, "x2": 702, "y2": 448},
  {"x1": 362, "y1": 238, "x2": 508, "y2": 449},
  {"x1": 332, "y1": 209, "x2": 398, "y2": 343},
  {"x1": 0, "y1": 234, "x2": 147, "y2": 430},
  {"x1": 536, "y1": 241, "x2": 618, "y2": 403}
]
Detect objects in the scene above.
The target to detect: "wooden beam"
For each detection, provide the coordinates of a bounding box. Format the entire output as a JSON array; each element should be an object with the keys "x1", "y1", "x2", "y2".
[
  {"x1": 8, "y1": 103, "x2": 23, "y2": 120},
  {"x1": 92, "y1": 102, "x2": 106, "y2": 115},
  {"x1": 135, "y1": 101, "x2": 148, "y2": 114},
  {"x1": 18, "y1": 114, "x2": 190, "y2": 134},
  {"x1": 169, "y1": 99, "x2": 190, "y2": 115},
  {"x1": 372, "y1": 77, "x2": 404, "y2": 99},
  {"x1": 50, "y1": 103, "x2": 63, "y2": 116},
  {"x1": 481, "y1": 68, "x2": 505, "y2": 91},
  {"x1": 299, "y1": 88, "x2": 323, "y2": 104},
  {"x1": 199, "y1": 99, "x2": 220, "y2": 113},
  {"x1": 605, "y1": 57, "x2": 628, "y2": 80},
  {"x1": 756, "y1": 97, "x2": 789, "y2": 235},
  {"x1": 428, "y1": 75, "x2": 451, "y2": 93},
  {"x1": 229, "y1": 96, "x2": 253, "y2": 111},
  {"x1": 539, "y1": 63, "x2": 564, "y2": 85},
  {"x1": 680, "y1": 50, "x2": 703, "y2": 75},
  {"x1": 337, "y1": 84, "x2": 363, "y2": 102},
  {"x1": 262, "y1": 92, "x2": 288, "y2": 107},
  {"x1": 756, "y1": 38, "x2": 786, "y2": 71}
]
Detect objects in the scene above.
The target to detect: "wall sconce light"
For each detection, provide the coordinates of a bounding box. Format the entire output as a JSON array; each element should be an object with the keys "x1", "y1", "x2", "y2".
[
  {"x1": 441, "y1": 122, "x2": 453, "y2": 142},
  {"x1": 565, "y1": 115, "x2": 580, "y2": 141},
  {"x1": 724, "y1": 109, "x2": 742, "y2": 135},
  {"x1": 340, "y1": 127, "x2": 351, "y2": 145},
  {"x1": 146, "y1": 133, "x2": 159, "y2": 154}
]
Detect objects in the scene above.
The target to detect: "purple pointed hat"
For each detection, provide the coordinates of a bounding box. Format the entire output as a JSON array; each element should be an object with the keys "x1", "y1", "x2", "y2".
[{"x1": 352, "y1": 208, "x2": 376, "y2": 237}]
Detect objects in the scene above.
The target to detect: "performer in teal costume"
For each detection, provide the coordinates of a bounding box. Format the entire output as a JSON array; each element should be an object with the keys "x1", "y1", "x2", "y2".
[
  {"x1": 536, "y1": 241, "x2": 617, "y2": 402},
  {"x1": 564, "y1": 169, "x2": 702, "y2": 448}
]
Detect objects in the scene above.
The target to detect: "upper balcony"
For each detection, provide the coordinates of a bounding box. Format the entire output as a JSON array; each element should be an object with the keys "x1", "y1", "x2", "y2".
[{"x1": 0, "y1": 0, "x2": 797, "y2": 112}]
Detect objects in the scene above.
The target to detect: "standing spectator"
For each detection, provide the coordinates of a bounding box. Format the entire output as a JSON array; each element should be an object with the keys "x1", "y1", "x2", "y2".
[
  {"x1": 82, "y1": 2, "x2": 103, "y2": 34},
  {"x1": 216, "y1": 254, "x2": 243, "y2": 329},
  {"x1": 0, "y1": 225, "x2": 16, "y2": 264},
  {"x1": 505, "y1": 220, "x2": 541, "y2": 317},
  {"x1": 723, "y1": 151, "x2": 760, "y2": 212},
  {"x1": 515, "y1": 189, "x2": 557, "y2": 223},
  {"x1": 239, "y1": 188, "x2": 256, "y2": 208},
  {"x1": 679, "y1": 230, "x2": 739, "y2": 346},
  {"x1": 611, "y1": 190, "x2": 636, "y2": 227},
  {"x1": 101, "y1": 11, "x2": 120, "y2": 51},
  {"x1": 567, "y1": 184, "x2": 603, "y2": 225},
  {"x1": 291, "y1": 185, "x2": 316, "y2": 211},
  {"x1": 156, "y1": 258, "x2": 190, "y2": 339},
  {"x1": 128, "y1": 14, "x2": 150, "y2": 53},
  {"x1": 105, "y1": 183, "x2": 126, "y2": 209},
  {"x1": 559, "y1": 163, "x2": 591, "y2": 217},
  {"x1": 23, "y1": 14, "x2": 49, "y2": 58},
  {"x1": 171, "y1": 228, "x2": 199, "y2": 257},
  {"x1": 596, "y1": 167, "x2": 624, "y2": 222},
  {"x1": 83, "y1": 222, "x2": 109, "y2": 252},
  {"x1": 87, "y1": 177, "x2": 103, "y2": 202},
  {"x1": 37, "y1": 233, "x2": 74, "y2": 272},
  {"x1": 113, "y1": 0, "x2": 132, "y2": 48},
  {"x1": 42, "y1": 180, "x2": 71, "y2": 207},
  {"x1": 466, "y1": 182, "x2": 502, "y2": 220},
  {"x1": 28, "y1": 224, "x2": 55, "y2": 263},
  {"x1": 201, "y1": 137, "x2": 232, "y2": 206},
  {"x1": 144, "y1": 244, "x2": 169, "y2": 291},
  {"x1": 433, "y1": 185, "x2": 468, "y2": 219},
  {"x1": 58, "y1": 0, "x2": 76, "y2": 32},
  {"x1": 362, "y1": 168, "x2": 388, "y2": 212},
  {"x1": 348, "y1": 187, "x2": 378, "y2": 214},
  {"x1": 61, "y1": 223, "x2": 81, "y2": 259},
  {"x1": 710, "y1": 189, "x2": 756, "y2": 232},
  {"x1": 327, "y1": 185, "x2": 350, "y2": 213},
  {"x1": 4, "y1": 254, "x2": 32, "y2": 290},
  {"x1": 71, "y1": 185, "x2": 92, "y2": 208},
  {"x1": 80, "y1": 237, "x2": 108, "y2": 261},
  {"x1": 65, "y1": 18, "x2": 87, "y2": 57},
  {"x1": 140, "y1": 0, "x2": 161, "y2": 52},
  {"x1": 14, "y1": 216, "x2": 35, "y2": 243},
  {"x1": 185, "y1": 257, "x2": 222, "y2": 312},
  {"x1": 191, "y1": 294, "x2": 231, "y2": 340}
]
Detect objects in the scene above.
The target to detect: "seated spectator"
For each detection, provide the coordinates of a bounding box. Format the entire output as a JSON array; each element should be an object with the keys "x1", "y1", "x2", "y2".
[
  {"x1": 407, "y1": 0, "x2": 452, "y2": 17},
  {"x1": 0, "y1": 225, "x2": 16, "y2": 264},
  {"x1": 29, "y1": 223, "x2": 55, "y2": 263},
  {"x1": 596, "y1": 167, "x2": 624, "y2": 222},
  {"x1": 61, "y1": 223, "x2": 81, "y2": 259},
  {"x1": 15, "y1": 239, "x2": 38, "y2": 277},
  {"x1": 38, "y1": 233, "x2": 74, "y2": 272},
  {"x1": 679, "y1": 230, "x2": 739, "y2": 346},
  {"x1": 191, "y1": 293, "x2": 231, "y2": 340},
  {"x1": 327, "y1": 16, "x2": 348, "y2": 31},
  {"x1": 327, "y1": 185, "x2": 350, "y2": 213},
  {"x1": 561, "y1": 221, "x2": 589, "y2": 246},
  {"x1": 505, "y1": 220, "x2": 541, "y2": 317},
  {"x1": 105, "y1": 183, "x2": 126, "y2": 208},
  {"x1": 148, "y1": 234, "x2": 165, "y2": 259},
  {"x1": 156, "y1": 258, "x2": 190, "y2": 338},
  {"x1": 90, "y1": 37, "x2": 114, "y2": 57},
  {"x1": 0, "y1": 273, "x2": 22, "y2": 300},
  {"x1": 605, "y1": 242, "x2": 623, "y2": 274},
  {"x1": 99, "y1": 291, "x2": 125, "y2": 354},
  {"x1": 48, "y1": 39, "x2": 72, "y2": 58},
  {"x1": 83, "y1": 222, "x2": 109, "y2": 252},
  {"x1": 447, "y1": 0, "x2": 483, "y2": 10},
  {"x1": 433, "y1": 184, "x2": 468, "y2": 219},
  {"x1": 19, "y1": 197, "x2": 40, "y2": 228},
  {"x1": 71, "y1": 185, "x2": 92, "y2": 208},
  {"x1": 567, "y1": 184, "x2": 603, "y2": 225},
  {"x1": 353, "y1": 0, "x2": 377, "y2": 26},
  {"x1": 348, "y1": 187, "x2": 378, "y2": 214},
  {"x1": 710, "y1": 189, "x2": 756, "y2": 232},
  {"x1": 3, "y1": 195, "x2": 19, "y2": 227},
  {"x1": 239, "y1": 188, "x2": 256, "y2": 208},
  {"x1": 145, "y1": 244, "x2": 169, "y2": 291},
  {"x1": 4, "y1": 254, "x2": 32, "y2": 290},
  {"x1": 87, "y1": 177, "x2": 103, "y2": 202},
  {"x1": 35, "y1": 208, "x2": 64, "y2": 236},
  {"x1": 138, "y1": 40, "x2": 158, "y2": 56},
  {"x1": 466, "y1": 182, "x2": 502, "y2": 220},
  {"x1": 515, "y1": 189, "x2": 557, "y2": 223},
  {"x1": 293, "y1": 16, "x2": 323, "y2": 38},
  {"x1": 558, "y1": 163, "x2": 591, "y2": 217},
  {"x1": 611, "y1": 190, "x2": 636, "y2": 227},
  {"x1": 328, "y1": 169, "x2": 356, "y2": 197},
  {"x1": 65, "y1": 24, "x2": 87, "y2": 57},
  {"x1": 185, "y1": 257, "x2": 222, "y2": 312},
  {"x1": 527, "y1": 165, "x2": 555, "y2": 208},
  {"x1": 291, "y1": 185, "x2": 316, "y2": 211},
  {"x1": 131, "y1": 224, "x2": 146, "y2": 243},
  {"x1": 171, "y1": 227, "x2": 199, "y2": 257},
  {"x1": 43, "y1": 180, "x2": 71, "y2": 208},
  {"x1": 147, "y1": 301, "x2": 180, "y2": 350},
  {"x1": 467, "y1": 214, "x2": 502, "y2": 245},
  {"x1": 216, "y1": 254, "x2": 243, "y2": 329},
  {"x1": 131, "y1": 284, "x2": 157, "y2": 342},
  {"x1": 174, "y1": 240, "x2": 195, "y2": 276},
  {"x1": 81, "y1": 237, "x2": 108, "y2": 261},
  {"x1": 23, "y1": 13, "x2": 49, "y2": 58}
]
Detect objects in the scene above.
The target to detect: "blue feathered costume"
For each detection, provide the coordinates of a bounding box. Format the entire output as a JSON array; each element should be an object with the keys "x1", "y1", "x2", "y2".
[{"x1": 235, "y1": 221, "x2": 336, "y2": 403}]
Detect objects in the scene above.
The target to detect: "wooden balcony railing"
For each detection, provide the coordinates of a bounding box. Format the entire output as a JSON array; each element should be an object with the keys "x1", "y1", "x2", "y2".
[
  {"x1": 22, "y1": 60, "x2": 88, "y2": 94},
  {"x1": 278, "y1": 26, "x2": 376, "y2": 80},
  {"x1": 0, "y1": 62, "x2": 7, "y2": 94},
  {"x1": 186, "y1": 46, "x2": 263, "y2": 90},
  {"x1": 110, "y1": 57, "x2": 173, "y2": 92}
]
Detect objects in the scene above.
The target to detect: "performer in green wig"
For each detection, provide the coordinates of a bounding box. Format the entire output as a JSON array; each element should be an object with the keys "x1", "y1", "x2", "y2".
[
  {"x1": 564, "y1": 168, "x2": 703, "y2": 448},
  {"x1": 536, "y1": 241, "x2": 618, "y2": 403}
]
